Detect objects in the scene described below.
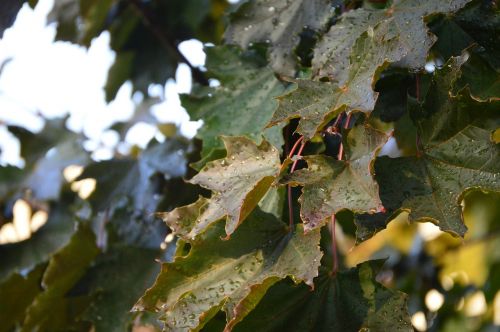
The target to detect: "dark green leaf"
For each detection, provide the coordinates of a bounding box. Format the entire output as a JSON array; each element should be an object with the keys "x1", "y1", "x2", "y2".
[
  {"x1": 233, "y1": 261, "x2": 412, "y2": 332},
  {"x1": 432, "y1": 0, "x2": 500, "y2": 70},
  {"x1": 0, "y1": 199, "x2": 77, "y2": 279},
  {"x1": 0, "y1": 0, "x2": 24, "y2": 38},
  {"x1": 8, "y1": 119, "x2": 89, "y2": 201},
  {"x1": 269, "y1": 21, "x2": 405, "y2": 138},
  {"x1": 376, "y1": 125, "x2": 500, "y2": 237},
  {"x1": 454, "y1": 49, "x2": 500, "y2": 102},
  {"x1": 77, "y1": 138, "x2": 188, "y2": 213}
]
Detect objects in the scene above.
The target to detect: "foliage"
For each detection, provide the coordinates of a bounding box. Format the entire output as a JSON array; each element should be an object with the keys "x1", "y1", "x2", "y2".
[{"x1": 0, "y1": 0, "x2": 499, "y2": 331}]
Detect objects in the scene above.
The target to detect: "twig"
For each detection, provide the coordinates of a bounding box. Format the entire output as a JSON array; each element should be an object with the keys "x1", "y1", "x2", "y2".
[{"x1": 287, "y1": 139, "x2": 306, "y2": 229}]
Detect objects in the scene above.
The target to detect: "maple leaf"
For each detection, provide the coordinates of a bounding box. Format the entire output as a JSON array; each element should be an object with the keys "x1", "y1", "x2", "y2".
[
  {"x1": 160, "y1": 136, "x2": 281, "y2": 239},
  {"x1": 280, "y1": 123, "x2": 389, "y2": 231},
  {"x1": 134, "y1": 209, "x2": 322, "y2": 332}
]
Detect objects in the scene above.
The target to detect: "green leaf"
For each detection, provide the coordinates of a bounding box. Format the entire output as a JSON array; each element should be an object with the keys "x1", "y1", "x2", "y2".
[
  {"x1": 280, "y1": 124, "x2": 389, "y2": 231},
  {"x1": 182, "y1": 46, "x2": 285, "y2": 166},
  {"x1": 232, "y1": 261, "x2": 412, "y2": 332},
  {"x1": 21, "y1": 223, "x2": 99, "y2": 332},
  {"x1": 134, "y1": 208, "x2": 323, "y2": 332},
  {"x1": 225, "y1": 0, "x2": 334, "y2": 76},
  {"x1": 162, "y1": 136, "x2": 281, "y2": 239},
  {"x1": 353, "y1": 212, "x2": 391, "y2": 244},
  {"x1": 0, "y1": 165, "x2": 23, "y2": 204},
  {"x1": 312, "y1": 8, "x2": 384, "y2": 82},
  {"x1": 277, "y1": 0, "x2": 472, "y2": 138},
  {"x1": 257, "y1": 186, "x2": 285, "y2": 221},
  {"x1": 47, "y1": 0, "x2": 220, "y2": 101},
  {"x1": 9, "y1": 118, "x2": 75, "y2": 165},
  {"x1": 376, "y1": 125, "x2": 500, "y2": 237},
  {"x1": 313, "y1": 0, "x2": 472, "y2": 78},
  {"x1": 361, "y1": 54, "x2": 500, "y2": 239},
  {"x1": 416, "y1": 55, "x2": 499, "y2": 144}
]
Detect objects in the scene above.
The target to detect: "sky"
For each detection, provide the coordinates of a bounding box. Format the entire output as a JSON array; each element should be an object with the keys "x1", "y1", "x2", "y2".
[{"x1": 0, "y1": 0, "x2": 205, "y2": 166}]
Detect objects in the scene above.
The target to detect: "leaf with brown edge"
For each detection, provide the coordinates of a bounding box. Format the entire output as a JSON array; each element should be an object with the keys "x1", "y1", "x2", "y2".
[
  {"x1": 268, "y1": 22, "x2": 403, "y2": 139},
  {"x1": 162, "y1": 136, "x2": 281, "y2": 239},
  {"x1": 134, "y1": 209, "x2": 323, "y2": 332},
  {"x1": 280, "y1": 124, "x2": 389, "y2": 231}
]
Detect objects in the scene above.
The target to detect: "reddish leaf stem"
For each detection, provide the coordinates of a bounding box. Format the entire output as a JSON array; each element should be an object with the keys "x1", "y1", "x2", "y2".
[
  {"x1": 287, "y1": 136, "x2": 304, "y2": 159},
  {"x1": 290, "y1": 141, "x2": 306, "y2": 173},
  {"x1": 287, "y1": 140, "x2": 306, "y2": 229}
]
